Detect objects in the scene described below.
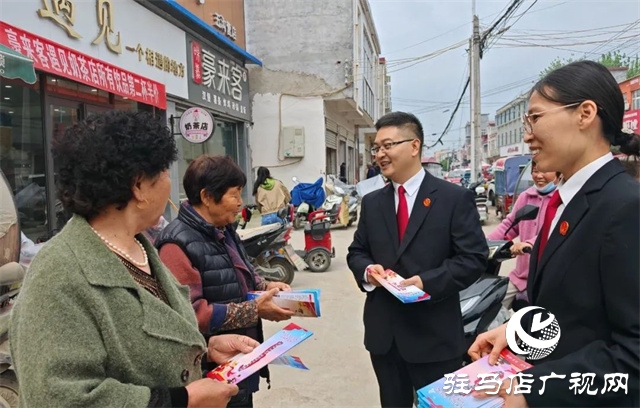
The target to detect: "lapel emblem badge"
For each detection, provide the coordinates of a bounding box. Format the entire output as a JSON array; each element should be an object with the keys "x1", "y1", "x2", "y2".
[
  {"x1": 559, "y1": 221, "x2": 569, "y2": 236},
  {"x1": 423, "y1": 198, "x2": 431, "y2": 207}
]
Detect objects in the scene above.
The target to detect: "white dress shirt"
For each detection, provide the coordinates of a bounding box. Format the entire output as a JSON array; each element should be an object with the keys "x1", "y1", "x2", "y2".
[
  {"x1": 548, "y1": 152, "x2": 613, "y2": 237},
  {"x1": 363, "y1": 169, "x2": 426, "y2": 291}
]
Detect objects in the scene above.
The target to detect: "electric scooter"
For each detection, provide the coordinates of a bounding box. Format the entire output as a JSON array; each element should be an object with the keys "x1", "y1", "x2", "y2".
[
  {"x1": 460, "y1": 204, "x2": 539, "y2": 362},
  {"x1": 237, "y1": 206, "x2": 306, "y2": 284}
]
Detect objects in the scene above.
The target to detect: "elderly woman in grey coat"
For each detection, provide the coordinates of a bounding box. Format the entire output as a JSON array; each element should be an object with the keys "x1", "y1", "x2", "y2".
[{"x1": 10, "y1": 111, "x2": 257, "y2": 408}]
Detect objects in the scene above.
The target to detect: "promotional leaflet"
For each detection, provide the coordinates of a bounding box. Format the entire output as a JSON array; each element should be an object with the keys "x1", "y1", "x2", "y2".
[{"x1": 207, "y1": 323, "x2": 313, "y2": 384}]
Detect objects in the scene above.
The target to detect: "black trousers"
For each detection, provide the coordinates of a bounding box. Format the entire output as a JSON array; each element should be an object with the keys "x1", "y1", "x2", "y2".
[
  {"x1": 370, "y1": 343, "x2": 461, "y2": 408},
  {"x1": 227, "y1": 390, "x2": 253, "y2": 408}
]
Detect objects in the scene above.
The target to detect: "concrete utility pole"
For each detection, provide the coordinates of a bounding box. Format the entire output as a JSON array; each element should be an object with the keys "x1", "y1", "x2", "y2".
[{"x1": 469, "y1": 0, "x2": 482, "y2": 183}]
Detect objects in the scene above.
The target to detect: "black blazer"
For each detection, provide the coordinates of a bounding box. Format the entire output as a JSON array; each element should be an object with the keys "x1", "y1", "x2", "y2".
[
  {"x1": 523, "y1": 159, "x2": 639, "y2": 407},
  {"x1": 347, "y1": 171, "x2": 488, "y2": 364}
]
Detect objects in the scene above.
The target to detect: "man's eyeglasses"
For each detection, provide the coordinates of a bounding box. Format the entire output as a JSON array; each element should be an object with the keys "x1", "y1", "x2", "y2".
[
  {"x1": 370, "y1": 139, "x2": 415, "y2": 156},
  {"x1": 522, "y1": 102, "x2": 581, "y2": 134}
]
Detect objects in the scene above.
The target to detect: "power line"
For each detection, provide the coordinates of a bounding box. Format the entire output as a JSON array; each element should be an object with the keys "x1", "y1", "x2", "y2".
[
  {"x1": 508, "y1": 21, "x2": 635, "y2": 34},
  {"x1": 495, "y1": 35, "x2": 639, "y2": 49},
  {"x1": 426, "y1": 78, "x2": 470, "y2": 148},
  {"x1": 585, "y1": 20, "x2": 640, "y2": 57}
]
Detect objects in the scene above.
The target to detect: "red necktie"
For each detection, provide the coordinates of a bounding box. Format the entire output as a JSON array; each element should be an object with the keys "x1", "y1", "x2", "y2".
[
  {"x1": 537, "y1": 190, "x2": 562, "y2": 261},
  {"x1": 397, "y1": 185, "x2": 409, "y2": 241}
]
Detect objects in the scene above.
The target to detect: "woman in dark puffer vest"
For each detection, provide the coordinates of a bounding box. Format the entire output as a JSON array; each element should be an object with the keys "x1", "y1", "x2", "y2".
[{"x1": 156, "y1": 155, "x2": 294, "y2": 408}]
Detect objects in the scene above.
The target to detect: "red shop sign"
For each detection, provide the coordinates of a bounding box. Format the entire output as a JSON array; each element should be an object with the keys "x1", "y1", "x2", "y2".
[
  {"x1": 191, "y1": 41, "x2": 202, "y2": 85},
  {"x1": 0, "y1": 21, "x2": 166, "y2": 110}
]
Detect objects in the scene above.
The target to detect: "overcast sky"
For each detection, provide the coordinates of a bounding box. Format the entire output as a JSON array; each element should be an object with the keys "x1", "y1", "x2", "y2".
[{"x1": 369, "y1": 0, "x2": 640, "y2": 152}]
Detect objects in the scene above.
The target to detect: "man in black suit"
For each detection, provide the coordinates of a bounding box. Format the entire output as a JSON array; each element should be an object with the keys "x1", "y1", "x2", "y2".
[{"x1": 347, "y1": 111, "x2": 488, "y2": 407}]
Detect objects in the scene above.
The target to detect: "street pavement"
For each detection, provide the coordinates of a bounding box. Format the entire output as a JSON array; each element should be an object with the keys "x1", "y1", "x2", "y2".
[{"x1": 252, "y1": 208, "x2": 515, "y2": 408}]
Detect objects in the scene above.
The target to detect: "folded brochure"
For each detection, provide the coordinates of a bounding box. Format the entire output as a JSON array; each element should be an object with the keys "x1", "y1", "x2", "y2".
[
  {"x1": 247, "y1": 289, "x2": 321, "y2": 317},
  {"x1": 370, "y1": 269, "x2": 430, "y2": 303},
  {"x1": 207, "y1": 323, "x2": 313, "y2": 384},
  {"x1": 417, "y1": 349, "x2": 533, "y2": 408}
]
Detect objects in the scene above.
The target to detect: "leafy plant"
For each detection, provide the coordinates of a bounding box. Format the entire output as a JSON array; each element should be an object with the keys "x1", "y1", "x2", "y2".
[{"x1": 540, "y1": 51, "x2": 640, "y2": 79}]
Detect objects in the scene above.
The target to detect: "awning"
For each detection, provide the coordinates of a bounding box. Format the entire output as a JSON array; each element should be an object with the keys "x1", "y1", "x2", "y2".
[{"x1": 0, "y1": 44, "x2": 36, "y2": 84}]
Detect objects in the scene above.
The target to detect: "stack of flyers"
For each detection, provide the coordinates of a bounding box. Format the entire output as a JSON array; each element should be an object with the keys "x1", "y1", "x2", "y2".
[
  {"x1": 416, "y1": 350, "x2": 533, "y2": 408},
  {"x1": 270, "y1": 355, "x2": 309, "y2": 370},
  {"x1": 207, "y1": 323, "x2": 313, "y2": 384},
  {"x1": 247, "y1": 289, "x2": 321, "y2": 317},
  {"x1": 370, "y1": 269, "x2": 431, "y2": 304}
]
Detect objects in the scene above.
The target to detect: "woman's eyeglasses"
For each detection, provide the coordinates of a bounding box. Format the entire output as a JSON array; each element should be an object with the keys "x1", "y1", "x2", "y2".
[{"x1": 522, "y1": 102, "x2": 581, "y2": 134}]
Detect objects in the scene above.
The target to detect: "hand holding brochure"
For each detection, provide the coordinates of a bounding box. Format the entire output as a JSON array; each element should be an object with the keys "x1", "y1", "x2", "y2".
[
  {"x1": 416, "y1": 349, "x2": 533, "y2": 408},
  {"x1": 247, "y1": 289, "x2": 321, "y2": 317},
  {"x1": 370, "y1": 269, "x2": 431, "y2": 303},
  {"x1": 207, "y1": 323, "x2": 313, "y2": 384}
]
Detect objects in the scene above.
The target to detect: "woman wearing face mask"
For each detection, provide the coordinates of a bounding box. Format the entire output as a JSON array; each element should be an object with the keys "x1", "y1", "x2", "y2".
[
  {"x1": 469, "y1": 60, "x2": 639, "y2": 407},
  {"x1": 486, "y1": 161, "x2": 560, "y2": 310}
]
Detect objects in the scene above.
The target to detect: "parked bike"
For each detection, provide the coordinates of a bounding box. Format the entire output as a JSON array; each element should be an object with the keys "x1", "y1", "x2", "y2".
[
  {"x1": 290, "y1": 177, "x2": 326, "y2": 229},
  {"x1": 320, "y1": 175, "x2": 359, "y2": 228},
  {"x1": 237, "y1": 206, "x2": 306, "y2": 284}
]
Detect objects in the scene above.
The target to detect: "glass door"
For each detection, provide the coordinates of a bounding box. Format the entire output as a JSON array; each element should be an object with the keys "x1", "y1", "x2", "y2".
[{"x1": 45, "y1": 98, "x2": 80, "y2": 235}]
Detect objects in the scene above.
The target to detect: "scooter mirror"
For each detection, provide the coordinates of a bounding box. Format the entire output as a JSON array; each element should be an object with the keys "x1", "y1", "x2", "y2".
[
  {"x1": 503, "y1": 204, "x2": 539, "y2": 240},
  {"x1": 513, "y1": 204, "x2": 539, "y2": 223}
]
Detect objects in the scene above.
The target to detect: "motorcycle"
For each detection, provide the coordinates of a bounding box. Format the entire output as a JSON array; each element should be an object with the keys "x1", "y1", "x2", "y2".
[
  {"x1": 460, "y1": 204, "x2": 539, "y2": 362},
  {"x1": 237, "y1": 207, "x2": 306, "y2": 285},
  {"x1": 290, "y1": 177, "x2": 326, "y2": 230}
]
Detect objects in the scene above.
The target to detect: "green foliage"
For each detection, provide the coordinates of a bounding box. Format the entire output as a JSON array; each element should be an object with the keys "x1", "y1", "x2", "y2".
[
  {"x1": 540, "y1": 51, "x2": 640, "y2": 79},
  {"x1": 440, "y1": 157, "x2": 451, "y2": 171}
]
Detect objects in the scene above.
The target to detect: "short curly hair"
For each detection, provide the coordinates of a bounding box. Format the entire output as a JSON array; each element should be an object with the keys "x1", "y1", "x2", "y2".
[{"x1": 52, "y1": 110, "x2": 178, "y2": 219}]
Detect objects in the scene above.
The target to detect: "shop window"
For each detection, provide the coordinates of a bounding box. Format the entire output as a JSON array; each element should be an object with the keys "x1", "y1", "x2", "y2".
[
  {"x1": 0, "y1": 76, "x2": 47, "y2": 242},
  {"x1": 46, "y1": 76, "x2": 110, "y2": 105},
  {"x1": 633, "y1": 89, "x2": 640, "y2": 110}
]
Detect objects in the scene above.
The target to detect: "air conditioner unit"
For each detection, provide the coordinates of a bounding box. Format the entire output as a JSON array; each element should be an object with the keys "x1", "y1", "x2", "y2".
[{"x1": 281, "y1": 126, "x2": 305, "y2": 158}]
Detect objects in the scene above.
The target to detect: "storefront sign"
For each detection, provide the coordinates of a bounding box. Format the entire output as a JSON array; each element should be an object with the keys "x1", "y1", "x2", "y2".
[
  {"x1": 37, "y1": 0, "x2": 122, "y2": 54},
  {"x1": 0, "y1": 21, "x2": 166, "y2": 109},
  {"x1": 500, "y1": 143, "x2": 530, "y2": 157},
  {"x1": 125, "y1": 43, "x2": 185, "y2": 78},
  {"x1": 623, "y1": 109, "x2": 639, "y2": 132},
  {"x1": 212, "y1": 12, "x2": 237, "y2": 41},
  {"x1": 187, "y1": 36, "x2": 250, "y2": 121},
  {"x1": 179, "y1": 107, "x2": 215, "y2": 143},
  {"x1": 0, "y1": 0, "x2": 188, "y2": 98}
]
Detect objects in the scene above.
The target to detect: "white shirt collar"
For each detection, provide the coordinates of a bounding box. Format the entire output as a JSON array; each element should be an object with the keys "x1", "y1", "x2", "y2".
[
  {"x1": 558, "y1": 152, "x2": 613, "y2": 206},
  {"x1": 392, "y1": 168, "x2": 425, "y2": 197}
]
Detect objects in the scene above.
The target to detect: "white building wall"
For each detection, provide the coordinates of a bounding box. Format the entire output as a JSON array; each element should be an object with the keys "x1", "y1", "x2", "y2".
[
  {"x1": 249, "y1": 94, "x2": 326, "y2": 193},
  {"x1": 244, "y1": 0, "x2": 384, "y2": 185},
  {"x1": 245, "y1": 0, "x2": 354, "y2": 95}
]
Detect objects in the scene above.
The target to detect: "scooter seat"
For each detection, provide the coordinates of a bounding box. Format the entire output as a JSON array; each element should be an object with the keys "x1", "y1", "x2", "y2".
[{"x1": 237, "y1": 223, "x2": 282, "y2": 241}]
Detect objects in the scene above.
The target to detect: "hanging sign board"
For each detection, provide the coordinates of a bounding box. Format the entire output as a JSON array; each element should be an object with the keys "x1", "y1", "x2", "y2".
[{"x1": 179, "y1": 107, "x2": 215, "y2": 143}]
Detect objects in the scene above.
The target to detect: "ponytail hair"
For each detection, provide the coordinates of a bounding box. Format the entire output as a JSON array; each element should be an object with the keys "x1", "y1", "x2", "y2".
[{"x1": 615, "y1": 129, "x2": 640, "y2": 157}]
